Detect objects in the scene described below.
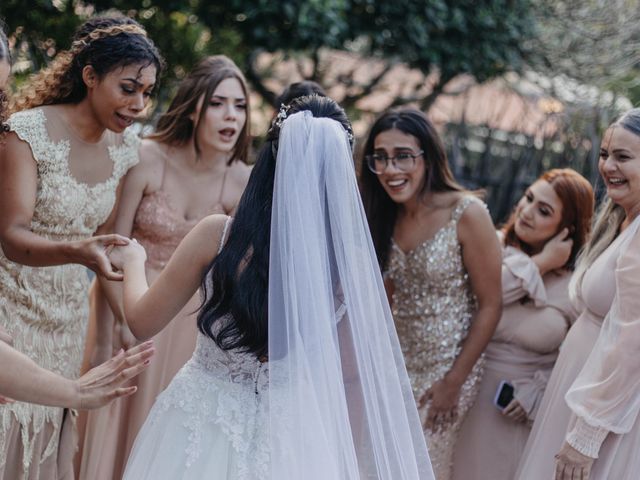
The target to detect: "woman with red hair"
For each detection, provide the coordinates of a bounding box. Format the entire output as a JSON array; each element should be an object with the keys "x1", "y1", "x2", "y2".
[{"x1": 452, "y1": 169, "x2": 595, "y2": 480}]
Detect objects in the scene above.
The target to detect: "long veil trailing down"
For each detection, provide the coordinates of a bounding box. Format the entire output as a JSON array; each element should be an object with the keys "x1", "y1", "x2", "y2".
[{"x1": 268, "y1": 110, "x2": 434, "y2": 479}]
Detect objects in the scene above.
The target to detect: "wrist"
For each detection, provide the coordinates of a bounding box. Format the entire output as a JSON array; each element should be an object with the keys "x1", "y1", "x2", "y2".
[
  {"x1": 56, "y1": 377, "x2": 80, "y2": 409},
  {"x1": 122, "y1": 256, "x2": 145, "y2": 273},
  {"x1": 443, "y1": 370, "x2": 465, "y2": 390},
  {"x1": 566, "y1": 417, "x2": 609, "y2": 459},
  {"x1": 62, "y1": 240, "x2": 84, "y2": 265},
  {"x1": 532, "y1": 253, "x2": 550, "y2": 275}
]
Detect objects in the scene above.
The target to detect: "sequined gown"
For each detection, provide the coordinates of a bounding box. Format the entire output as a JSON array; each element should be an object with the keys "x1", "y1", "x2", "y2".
[
  {"x1": 80, "y1": 169, "x2": 229, "y2": 480},
  {"x1": 386, "y1": 196, "x2": 483, "y2": 480},
  {"x1": 0, "y1": 107, "x2": 138, "y2": 480}
]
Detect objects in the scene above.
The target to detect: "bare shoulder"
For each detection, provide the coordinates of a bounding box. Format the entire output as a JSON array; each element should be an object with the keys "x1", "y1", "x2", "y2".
[
  {"x1": 228, "y1": 161, "x2": 253, "y2": 187},
  {"x1": 188, "y1": 214, "x2": 231, "y2": 265},
  {"x1": 457, "y1": 197, "x2": 495, "y2": 243},
  {"x1": 134, "y1": 139, "x2": 167, "y2": 191},
  {"x1": 0, "y1": 131, "x2": 36, "y2": 166},
  {"x1": 138, "y1": 139, "x2": 167, "y2": 167}
]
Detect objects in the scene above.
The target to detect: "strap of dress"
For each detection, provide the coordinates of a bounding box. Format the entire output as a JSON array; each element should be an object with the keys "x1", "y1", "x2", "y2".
[
  {"x1": 451, "y1": 195, "x2": 484, "y2": 224},
  {"x1": 158, "y1": 146, "x2": 170, "y2": 191},
  {"x1": 218, "y1": 216, "x2": 232, "y2": 254}
]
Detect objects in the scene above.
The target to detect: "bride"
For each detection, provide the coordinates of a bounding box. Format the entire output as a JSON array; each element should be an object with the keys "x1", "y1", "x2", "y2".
[{"x1": 110, "y1": 95, "x2": 435, "y2": 479}]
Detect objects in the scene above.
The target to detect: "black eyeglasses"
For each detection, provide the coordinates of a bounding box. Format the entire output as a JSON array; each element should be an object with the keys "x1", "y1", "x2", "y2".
[
  {"x1": 365, "y1": 150, "x2": 423, "y2": 174},
  {"x1": 364, "y1": 150, "x2": 424, "y2": 175}
]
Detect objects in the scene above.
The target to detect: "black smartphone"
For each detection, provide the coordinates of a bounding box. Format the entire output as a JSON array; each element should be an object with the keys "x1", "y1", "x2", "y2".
[{"x1": 493, "y1": 381, "x2": 514, "y2": 410}]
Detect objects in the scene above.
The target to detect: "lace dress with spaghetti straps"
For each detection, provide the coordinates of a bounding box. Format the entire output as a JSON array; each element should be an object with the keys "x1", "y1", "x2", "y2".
[
  {"x1": 386, "y1": 195, "x2": 485, "y2": 480},
  {"x1": 80, "y1": 150, "x2": 231, "y2": 480},
  {"x1": 0, "y1": 106, "x2": 139, "y2": 480}
]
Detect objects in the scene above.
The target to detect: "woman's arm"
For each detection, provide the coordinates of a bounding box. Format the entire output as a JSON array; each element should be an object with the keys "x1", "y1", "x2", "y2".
[
  {"x1": 0, "y1": 131, "x2": 127, "y2": 279},
  {"x1": 97, "y1": 141, "x2": 157, "y2": 317},
  {"x1": 0, "y1": 340, "x2": 154, "y2": 409},
  {"x1": 423, "y1": 202, "x2": 502, "y2": 429},
  {"x1": 110, "y1": 214, "x2": 228, "y2": 340},
  {"x1": 94, "y1": 141, "x2": 161, "y2": 362},
  {"x1": 450, "y1": 203, "x2": 502, "y2": 384},
  {"x1": 555, "y1": 224, "x2": 640, "y2": 478}
]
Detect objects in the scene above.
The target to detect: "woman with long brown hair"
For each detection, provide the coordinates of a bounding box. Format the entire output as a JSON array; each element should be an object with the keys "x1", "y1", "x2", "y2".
[
  {"x1": 0, "y1": 15, "x2": 162, "y2": 479},
  {"x1": 80, "y1": 54, "x2": 252, "y2": 479},
  {"x1": 452, "y1": 169, "x2": 594, "y2": 480},
  {"x1": 359, "y1": 107, "x2": 502, "y2": 479}
]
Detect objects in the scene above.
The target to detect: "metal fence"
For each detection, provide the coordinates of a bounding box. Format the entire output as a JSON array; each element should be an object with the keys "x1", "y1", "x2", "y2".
[{"x1": 444, "y1": 121, "x2": 604, "y2": 225}]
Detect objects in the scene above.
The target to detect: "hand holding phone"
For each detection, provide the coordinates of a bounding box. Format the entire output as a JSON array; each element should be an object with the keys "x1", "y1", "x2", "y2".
[{"x1": 494, "y1": 380, "x2": 514, "y2": 409}]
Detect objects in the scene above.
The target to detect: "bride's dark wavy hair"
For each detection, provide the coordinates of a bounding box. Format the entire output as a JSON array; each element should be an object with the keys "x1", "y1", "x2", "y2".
[{"x1": 198, "y1": 95, "x2": 353, "y2": 358}]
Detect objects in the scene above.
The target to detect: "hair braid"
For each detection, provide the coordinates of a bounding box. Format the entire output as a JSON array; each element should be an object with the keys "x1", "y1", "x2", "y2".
[{"x1": 11, "y1": 15, "x2": 162, "y2": 113}]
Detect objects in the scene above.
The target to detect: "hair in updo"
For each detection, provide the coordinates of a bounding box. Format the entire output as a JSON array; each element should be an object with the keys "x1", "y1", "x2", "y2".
[
  {"x1": 11, "y1": 15, "x2": 164, "y2": 112},
  {"x1": 198, "y1": 95, "x2": 353, "y2": 358}
]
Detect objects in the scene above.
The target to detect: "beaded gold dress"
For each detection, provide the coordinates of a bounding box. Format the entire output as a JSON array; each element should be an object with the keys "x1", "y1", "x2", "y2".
[
  {"x1": 0, "y1": 107, "x2": 139, "y2": 480},
  {"x1": 386, "y1": 196, "x2": 484, "y2": 480}
]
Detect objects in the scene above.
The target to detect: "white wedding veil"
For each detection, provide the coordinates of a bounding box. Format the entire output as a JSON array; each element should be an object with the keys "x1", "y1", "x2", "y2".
[{"x1": 268, "y1": 109, "x2": 434, "y2": 479}]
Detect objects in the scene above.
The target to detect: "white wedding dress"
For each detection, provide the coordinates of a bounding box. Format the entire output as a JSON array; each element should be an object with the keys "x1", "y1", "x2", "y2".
[
  {"x1": 123, "y1": 324, "x2": 270, "y2": 479},
  {"x1": 124, "y1": 110, "x2": 434, "y2": 480}
]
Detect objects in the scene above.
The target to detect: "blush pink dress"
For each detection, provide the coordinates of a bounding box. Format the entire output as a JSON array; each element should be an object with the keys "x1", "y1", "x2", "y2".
[
  {"x1": 80, "y1": 161, "x2": 229, "y2": 480},
  {"x1": 515, "y1": 221, "x2": 638, "y2": 479},
  {"x1": 452, "y1": 245, "x2": 575, "y2": 480}
]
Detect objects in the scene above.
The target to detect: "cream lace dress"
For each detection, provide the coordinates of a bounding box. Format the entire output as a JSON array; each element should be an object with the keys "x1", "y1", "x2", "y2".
[{"x1": 0, "y1": 107, "x2": 138, "y2": 479}]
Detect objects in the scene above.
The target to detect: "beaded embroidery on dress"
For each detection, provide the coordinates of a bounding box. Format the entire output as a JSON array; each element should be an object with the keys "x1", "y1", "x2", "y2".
[
  {"x1": 0, "y1": 107, "x2": 139, "y2": 478},
  {"x1": 387, "y1": 195, "x2": 485, "y2": 480}
]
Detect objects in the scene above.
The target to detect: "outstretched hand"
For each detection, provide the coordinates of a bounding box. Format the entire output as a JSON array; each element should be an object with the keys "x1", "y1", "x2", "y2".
[{"x1": 73, "y1": 341, "x2": 154, "y2": 410}]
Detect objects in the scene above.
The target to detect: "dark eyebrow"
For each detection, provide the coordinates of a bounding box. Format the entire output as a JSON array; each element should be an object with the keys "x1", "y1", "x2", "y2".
[
  {"x1": 612, "y1": 148, "x2": 632, "y2": 155},
  {"x1": 122, "y1": 77, "x2": 155, "y2": 90},
  {"x1": 538, "y1": 200, "x2": 555, "y2": 213},
  {"x1": 211, "y1": 95, "x2": 246, "y2": 101}
]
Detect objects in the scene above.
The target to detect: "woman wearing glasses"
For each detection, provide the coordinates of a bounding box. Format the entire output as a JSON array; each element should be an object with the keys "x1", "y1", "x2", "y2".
[{"x1": 359, "y1": 107, "x2": 502, "y2": 480}]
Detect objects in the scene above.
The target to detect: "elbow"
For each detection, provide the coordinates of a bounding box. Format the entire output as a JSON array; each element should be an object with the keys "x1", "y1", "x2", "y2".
[
  {"x1": 0, "y1": 225, "x2": 31, "y2": 264},
  {"x1": 125, "y1": 315, "x2": 153, "y2": 342},
  {"x1": 0, "y1": 236, "x2": 20, "y2": 263},
  {"x1": 477, "y1": 296, "x2": 503, "y2": 327}
]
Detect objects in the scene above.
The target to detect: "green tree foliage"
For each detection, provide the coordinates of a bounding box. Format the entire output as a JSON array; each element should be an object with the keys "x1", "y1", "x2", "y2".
[
  {"x1": 196, "y1": 0, "x2": 537, "y2": 109},
  {"x1": 2, "y1": 0, "x2": 538, "y2": 111}
]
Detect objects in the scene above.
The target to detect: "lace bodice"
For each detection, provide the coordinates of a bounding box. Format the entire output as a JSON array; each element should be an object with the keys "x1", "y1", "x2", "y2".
[
  {"x1": 191, "y1": 328, "x2": 269, "y2": 391},
  {"x1": 147, "y1": 329, "x2": 269, "y2": 478},
  {"x1": 6, "y1": 108, "x2": 139, "y2": 240}
]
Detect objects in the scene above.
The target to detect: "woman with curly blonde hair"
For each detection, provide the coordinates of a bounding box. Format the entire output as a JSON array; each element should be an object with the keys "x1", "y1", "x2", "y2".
[{"x1": 0, "y1": 15, "x2": 162, "y2": 480}]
